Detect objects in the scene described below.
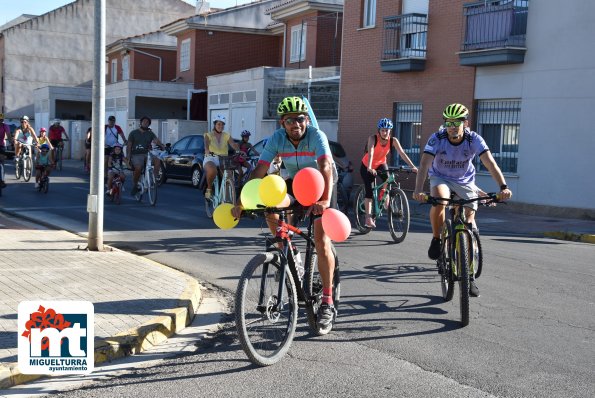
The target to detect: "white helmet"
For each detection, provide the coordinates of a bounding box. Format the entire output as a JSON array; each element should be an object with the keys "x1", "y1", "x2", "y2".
[{"x1": 213, "y1": 114, "x2": 226, "y2": 124}]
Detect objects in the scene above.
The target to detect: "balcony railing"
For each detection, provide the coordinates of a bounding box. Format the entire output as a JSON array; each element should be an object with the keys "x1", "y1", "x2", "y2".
[
  {"x1": 381, "y1": 13, "x2": 427, "y2": 72},
  {"x1": 459, "y1": 0, "x2": 529, "y2": 66}
]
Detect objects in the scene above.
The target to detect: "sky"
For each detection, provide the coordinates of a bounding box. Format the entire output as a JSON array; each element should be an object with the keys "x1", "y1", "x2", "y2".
[{"x1": 0, "y1": 0, "x2": 255, "y2": 26}]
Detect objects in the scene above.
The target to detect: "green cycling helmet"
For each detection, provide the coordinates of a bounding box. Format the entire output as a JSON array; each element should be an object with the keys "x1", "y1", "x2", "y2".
[
  {"x1": 277, "y1": 96, "x2": 308, "y2": 116},
  {"x1": 443, "y1": 103, "x2": 469, "y2": 120}
]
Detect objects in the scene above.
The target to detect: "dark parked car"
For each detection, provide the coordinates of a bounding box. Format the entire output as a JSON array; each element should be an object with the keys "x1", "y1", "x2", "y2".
[{"x1": 158, "y1": 134, "x2": 204, "y2": 188}]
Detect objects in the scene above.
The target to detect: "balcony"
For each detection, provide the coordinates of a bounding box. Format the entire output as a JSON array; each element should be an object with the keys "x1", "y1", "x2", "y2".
[
  {"x1": 459, "y1": 0, "x2": 529, "y2": 66},
  {"x1": 381, "y1": 13, "x2": 428, "y2": 73}
]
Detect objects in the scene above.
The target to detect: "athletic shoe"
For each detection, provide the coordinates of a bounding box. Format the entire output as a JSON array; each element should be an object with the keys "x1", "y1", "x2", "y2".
[
  {"x1": 364, "y1": 216, "x2": 376, "y2": 228},
  {"x1": 205, "y1": 188, "x2": 212, "y2": 199},
  {"x1": 317, "y1": 303, "x2": 337, "y2": 328},
  {"x1": 428, "y1": 237, "x2": 441, "y2": 260},
  {"x1": 469, "y1": 280, "x2": 480, "y2": 297}
]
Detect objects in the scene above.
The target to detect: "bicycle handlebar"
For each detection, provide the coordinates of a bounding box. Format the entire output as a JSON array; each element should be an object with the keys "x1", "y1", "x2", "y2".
[
  {"x1": 387, "y1": 165, "x2": 415, "y2": 173},
  {"x1": 423, "y1": 193, "x2": 504, "y2": 207}
]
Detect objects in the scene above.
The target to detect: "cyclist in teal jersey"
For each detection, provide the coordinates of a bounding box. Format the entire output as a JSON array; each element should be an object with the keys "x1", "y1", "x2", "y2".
[{"x1": 235, "y1": 96, "x2": 338, "y2": 328}]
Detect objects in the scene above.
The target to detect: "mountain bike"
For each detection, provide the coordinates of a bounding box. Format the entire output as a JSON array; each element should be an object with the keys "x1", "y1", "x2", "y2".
[
  {"x1": 353, "y1": 166, "x2": 413, "y2": 243},
  {"x1": 425, "y1": 193, "x2": 501, "y2": 326},
  {"x1": 235, "y1": 205, "x2": 341, "y2": 366},
  {"x1": 204, "y1": 154, "x2": 239, "y2": 218},
  {"x1": 37, "y1": 173, "x2": 50, "y2": 193},
  {"x1": 15, "y1": 144, "x2": 33, "y2": 182},
  {"x1": 134, "y1": 151, "x2": 158, "y2": 206}
]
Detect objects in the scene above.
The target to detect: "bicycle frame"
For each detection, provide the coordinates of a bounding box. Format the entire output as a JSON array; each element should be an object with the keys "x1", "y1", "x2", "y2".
[{"x1": 259, "y1": 212, "x2": 316, "y2": 312}]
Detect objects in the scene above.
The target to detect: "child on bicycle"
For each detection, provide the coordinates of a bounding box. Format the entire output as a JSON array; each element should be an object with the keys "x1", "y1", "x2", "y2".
[
  {"x1": 35, "y1": 144, "x2": 55, "y2": 189},
  {"x1": 361, "y1": 118, "x2": 417, "y2": 228},
  {"x1": 237, "y1": 130, "x2": 258, "y2": 186},
  {"x1": 413, "y1": 103, "x2": 513, "y2": 297},
  {"x1": 107, "y1": 143, "x2": 127, "y2": 196}
]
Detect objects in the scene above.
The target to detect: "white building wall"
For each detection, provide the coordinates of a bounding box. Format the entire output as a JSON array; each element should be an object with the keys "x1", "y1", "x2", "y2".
[
  {"x1": 1, "y1": 0, "x2": 194, "y2": 118},
  {"x1": 474, "y1": 0, "x2": 595, "y2": 210},
  {"x1": 208, "y1": 67, "x2": 339, "y2": 143}
]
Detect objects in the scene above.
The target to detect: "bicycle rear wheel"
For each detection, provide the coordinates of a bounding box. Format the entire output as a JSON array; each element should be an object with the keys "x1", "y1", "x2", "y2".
[
  {"x1": 235, "y1": 252, "x2": 298, "y2": 366},
  {"x1": 455, "y1": 231, "x2": 471, "y2": 327},
  {"x1": 23, "y1": 157, "x2": 32, "y2": 182},
  {"x1": 472, "y1": 229, "x2": 483, "y2": 279},
  {"x1": 15, "y1": 160, "x2": 22, "y2": 180},
  {"x1": 135, "y1": 181, "x2": 143, "y2": 202},
  {"x1": 353, "y1": 185, "x2": 371, "y2": 234},
  {"x1": 439, "y1": 220, "x2": 455, "y2": 302},
  {"x1": 305, "y1": 244, "x2": 340, "y2": 336},
  {"x1": 147, "y1": 173, "x2": 157, "y2": 206},
  {"x1": 387, "y1": 187, "x2": 410, "y2": 243}
]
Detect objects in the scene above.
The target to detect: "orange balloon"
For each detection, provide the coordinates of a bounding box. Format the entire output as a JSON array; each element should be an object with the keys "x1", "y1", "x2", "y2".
[
  {"x1": 293, "y1": 167, "x2": 324, "y2": 206},
  {"x1": 321, "y1": 208, "x2": 351, "y2": 242}
]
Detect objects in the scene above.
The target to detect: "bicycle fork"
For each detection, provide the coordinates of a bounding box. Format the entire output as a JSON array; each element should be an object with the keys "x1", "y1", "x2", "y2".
[{"x1": 452, "y1": 227, "x2": 474, "y2": 279}]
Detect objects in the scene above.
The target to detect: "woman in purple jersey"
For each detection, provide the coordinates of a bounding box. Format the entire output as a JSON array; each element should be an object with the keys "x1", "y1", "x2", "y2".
[{"x1": 413, "y1": 103, "x2": 513, "y2": 297}]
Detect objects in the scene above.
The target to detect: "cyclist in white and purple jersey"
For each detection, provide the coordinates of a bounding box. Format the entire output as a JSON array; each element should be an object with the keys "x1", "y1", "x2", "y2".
[
  {"x1": 413, "y1": 103, "x2": 512, "y2": 297},
  {"x1": 235, "y1": 96, "x2": 338, "y2": 329}
]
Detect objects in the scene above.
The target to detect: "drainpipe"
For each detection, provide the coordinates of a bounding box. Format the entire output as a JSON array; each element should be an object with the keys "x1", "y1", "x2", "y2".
[{"x1": 125, "y1": 46, "x2": 162, "y2": 81}]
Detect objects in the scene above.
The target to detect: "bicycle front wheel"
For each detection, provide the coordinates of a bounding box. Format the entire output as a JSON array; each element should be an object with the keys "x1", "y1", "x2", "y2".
[
  {"x1": 387, "y1": 187, "x2": 410, "y2": 243},
  {"x1": 455, "y1": 231, "x2": 471, "y2": 327},
  {"x1": 439, "y1": 220, "x2": 455, "y2": 302},
  {"x1": 57, "y1": 148, "x2": 63, "y2": 171},
  {"x1": 43, "y1": 178, "x2": 49, "y2": 193},
  {"x1": 223, "y1": 176, "x2": 236, "y2": 205},
  {"x1": 353, "y1": 185, "x2": 371, "y2": 234},
  {"x1": 305, "y1": 245, "x2": 341, "y2": 336},
  {"x1": 23, "y1": 157, "x2": 33, "y2": 182},
  {"x1": 147, "y1": 173, "x2": 157, "y2": 206},
  {"x1": 235, "y1": 252, "x2": 298, "y2": 366}
]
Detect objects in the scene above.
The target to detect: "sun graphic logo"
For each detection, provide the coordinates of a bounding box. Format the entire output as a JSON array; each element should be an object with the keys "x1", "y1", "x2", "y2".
[{"x1": 18, "y1": 301, "x2": 94, "y2": 375}]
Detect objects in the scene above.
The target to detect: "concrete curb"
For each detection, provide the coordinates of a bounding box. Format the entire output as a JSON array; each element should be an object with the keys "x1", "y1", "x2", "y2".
[
  {"x1": 0, "y1": 253, "x2": 202, "y2": 390},
  {"x1": 543, "y1": 231, "x2": 595, "y2": 244}
]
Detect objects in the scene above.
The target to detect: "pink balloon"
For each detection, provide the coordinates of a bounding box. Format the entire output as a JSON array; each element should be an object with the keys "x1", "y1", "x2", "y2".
[
  {"x1": 293, "y1": 167, "x2": 324, "y2": 206},
  {"x1": 321, "y1": 208, "x2": 351, "y2": 242}
]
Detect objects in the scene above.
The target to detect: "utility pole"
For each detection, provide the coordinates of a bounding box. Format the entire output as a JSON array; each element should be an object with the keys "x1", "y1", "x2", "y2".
[{"x1": 88, "y1": 0, "x2": 106, "y2": 251}]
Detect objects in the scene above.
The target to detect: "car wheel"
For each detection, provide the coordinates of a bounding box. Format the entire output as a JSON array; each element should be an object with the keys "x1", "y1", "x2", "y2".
[{"x1": 191, "y1": 166, "x2": 202, "y2": 188}]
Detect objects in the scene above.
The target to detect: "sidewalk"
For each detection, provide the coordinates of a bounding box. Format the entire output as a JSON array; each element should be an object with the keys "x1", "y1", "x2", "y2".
[
  {"x1": 408, "y1": 200, "x2": 595, "y2": 243},
  {"x1": 0, "y1": 214, "x2": 202, "y2": 389}
]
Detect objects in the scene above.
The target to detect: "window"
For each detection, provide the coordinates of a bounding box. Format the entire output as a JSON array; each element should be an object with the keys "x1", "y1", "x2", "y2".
[
  {"x1": 475, "y1": 99, "x2": 521, "y2": 174},
  {"x1": 188, "y1": 135, "x2": 205, "y2": 153},
  {"x1": 180, "y1": 38, "x2": 191, "y2": 71},
  {"x1": 363, "y1": 0, "x2": 377, "y2": 28},
  {"x1": 395, "y1": 102, "x2": 423, "y2": 166},
  {"x1": 110, "y1": 59, "x2": 117, "y2": 83},
  {"x1": 122, "y1": 55, "x2": 129, "y2": 80},
  {"x1": 290, "y1": 24, "x2": 307, "y2": 63}
]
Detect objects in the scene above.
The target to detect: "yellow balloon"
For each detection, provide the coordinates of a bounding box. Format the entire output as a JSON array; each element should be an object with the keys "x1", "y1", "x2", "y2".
[
  {"x1": 213, "y1": 203, "x2": 239, "y2": 229},
  {"x1": 259, "y1": 174, "x2": 287, "y2": 207},
  {"x1": 240, "y1": 179, "x2": 264, "y2": 210}
]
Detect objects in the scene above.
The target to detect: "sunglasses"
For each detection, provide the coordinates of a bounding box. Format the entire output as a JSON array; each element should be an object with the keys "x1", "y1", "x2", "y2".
[
  {"x1": 283, "y1": 116, "x2": 307, "y2": 125},
  {"x1": 444, "y1": 120, "x2": 464, "y2": 127}
]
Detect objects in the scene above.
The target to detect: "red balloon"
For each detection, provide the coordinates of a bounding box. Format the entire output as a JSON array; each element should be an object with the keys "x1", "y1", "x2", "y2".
[
  {"x1": 321, "y1": 208, "x2": 351, "y2": 242},
  {"x1": 293, "y1": 167, "x2": 324, "y2": 206}
]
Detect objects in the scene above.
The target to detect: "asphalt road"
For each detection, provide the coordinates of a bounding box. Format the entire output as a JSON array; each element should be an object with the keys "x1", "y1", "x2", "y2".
[{"x1": 1, "y1": 161, "x2": 594, "y2": 398}]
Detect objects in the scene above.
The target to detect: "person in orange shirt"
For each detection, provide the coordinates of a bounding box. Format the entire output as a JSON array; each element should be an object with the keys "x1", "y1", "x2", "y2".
[{"x1": 361, "y1": 118, "x2": 418, "y2": 228}]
